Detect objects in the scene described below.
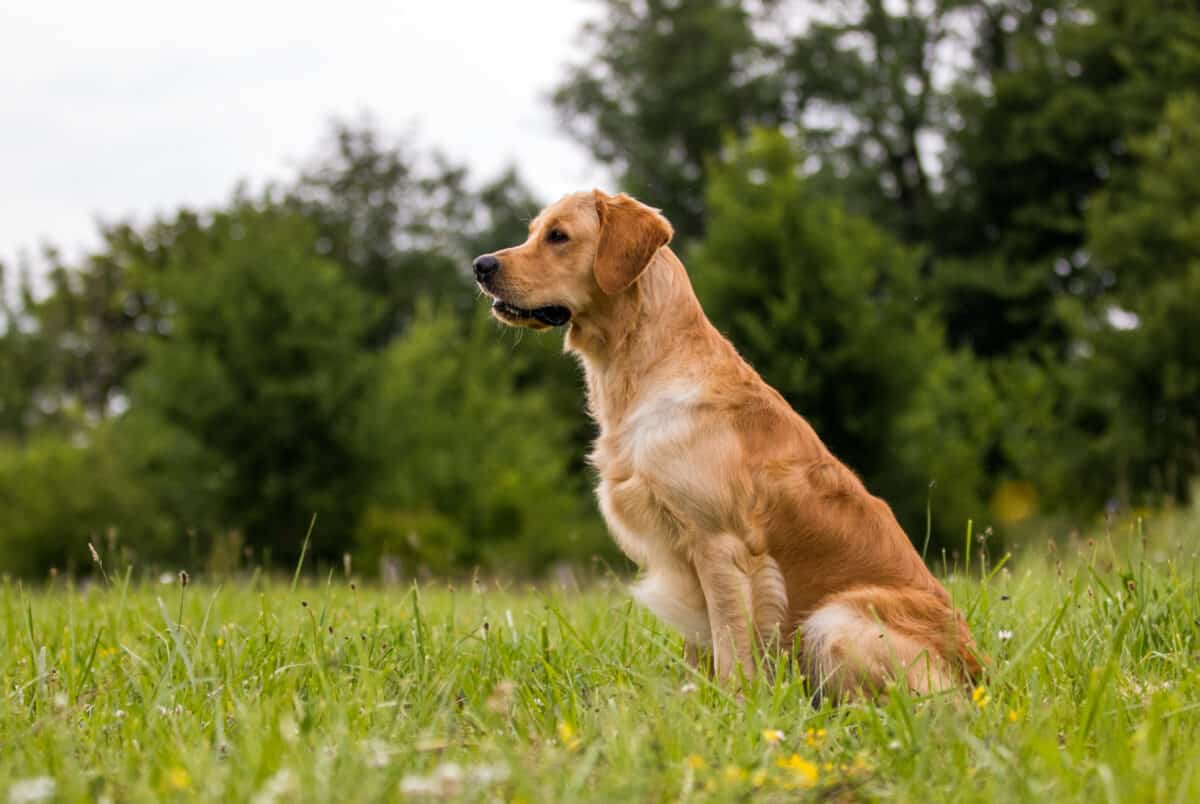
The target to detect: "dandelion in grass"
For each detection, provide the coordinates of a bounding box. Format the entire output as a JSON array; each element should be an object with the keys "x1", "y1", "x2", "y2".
[
  {"x1": 972, "y1": 685, "x2": 991, "y2": 709},
  {"x1": 557, "y1": 721, "x2": 582, "y2": 752},
  {"x1": 722, "y1": 765, "x2": 747, "y2": 784},
  {"x1": 776, "y1": 754, "x2": 819, "y2": 787},
  {"x1": 165, "y1": 767, "x2": 190, "y2": 791},
  {"x1": 686, "y1": 754, "x2": 706, "y2": 770},
  {"x1": 762, "y1": 728, "x2": 785, "y2": 745}
]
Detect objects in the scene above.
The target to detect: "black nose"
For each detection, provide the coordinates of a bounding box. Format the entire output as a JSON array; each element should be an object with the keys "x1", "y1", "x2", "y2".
[{"x1": 473, "y1": 254, "x2": 500, "y2": 282}]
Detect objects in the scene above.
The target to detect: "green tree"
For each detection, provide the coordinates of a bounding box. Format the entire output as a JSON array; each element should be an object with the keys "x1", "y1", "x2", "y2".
[
  {"x1": 782, "y1": 0, "x2": 977, "y2": 242},
  {"x1": 937, "y1": 0, "x2": 1200, "y2": 355},
  {"x1": 288, "y1": 121, "x2": 475, "y2": 344},
  {"x1": 1068, "y1": 94, "x2": 1200, "y2": 504},
  {"x1": 552, "y1": 0, "x2": 785, "y2": 243},
  {"x1": 355, "y1": 305, "x2": 605, "y2": 575},
  {"x1": 0, "y1": 260, "x2": 53, "y2": 437},
  {"x1": 0, "y1": 426, "x2": 174, "y2": 577},
  {"x1": 129, "y1": 200, "x2": 378, "y2": 562}
]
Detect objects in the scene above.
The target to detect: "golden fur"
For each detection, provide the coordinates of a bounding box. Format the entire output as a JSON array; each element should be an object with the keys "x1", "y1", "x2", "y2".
[{"x1": 475, "y1": 190, "x2": 982, "y2": 698}]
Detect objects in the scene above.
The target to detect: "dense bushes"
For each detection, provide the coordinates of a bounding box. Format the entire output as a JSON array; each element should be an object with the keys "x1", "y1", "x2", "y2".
[
  {"x1": 354, "y1": 305, "x2": 606, "y2": 575},
  {"x1": 0, "y1": 428, "x2": 174, "y2": 577},
  {"x1": 4, "y1": 2, "x2": 1200, "y2": 577}
]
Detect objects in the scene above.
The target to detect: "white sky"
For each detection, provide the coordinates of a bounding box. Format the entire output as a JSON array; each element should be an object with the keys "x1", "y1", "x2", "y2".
[{"x1": 0, "y1": 0, "x2": 609, "y2": 269}]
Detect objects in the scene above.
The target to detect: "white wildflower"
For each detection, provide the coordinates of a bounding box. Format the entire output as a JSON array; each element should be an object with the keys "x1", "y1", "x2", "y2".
[
  {"x1": 361, "y1": 739, "x2": 395, "y2": 769},
  {"x1": 251, "y1": 769, "x2": 296, "y2": 804},
  {"x1": 680, "y1": 682, "x2": 698, "y2": 694},
  {"x1": 469, "y1": 763, "x2": 509, "y2": 786},
  {"x1": 8, "y1": 777, "x2": 55, "y2": 804},
  {"x1": 399, "y1": 775, "x2": 439, "y2": 797},
  {"x1": 398, "y1": 761, "x2": 508, "y2": 798},
  {"x1": 433, "y1": 762, "x2": 464, "y2": 795},
  {"x1": 278, "y1": 715, "x2": 300, "y2": 743},
  {"x1": 998, "y1": 629, "x2": 1013, "y2": 642}
]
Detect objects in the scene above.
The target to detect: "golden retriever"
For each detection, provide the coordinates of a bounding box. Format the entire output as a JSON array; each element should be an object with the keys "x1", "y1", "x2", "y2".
[{"x1": 473, "y1": 190, "x2": 981, "y2": 698}]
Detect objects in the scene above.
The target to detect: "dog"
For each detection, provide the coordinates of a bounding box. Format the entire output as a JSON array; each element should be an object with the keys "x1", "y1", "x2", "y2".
[{"x1": 474, "y1": 190, "x2": 981, "y2": 698}]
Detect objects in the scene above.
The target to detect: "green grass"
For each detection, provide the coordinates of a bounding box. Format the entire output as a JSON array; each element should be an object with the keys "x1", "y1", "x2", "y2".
[{"x1": 3, "y1": 515, "x2": 1200, "y2": 802}]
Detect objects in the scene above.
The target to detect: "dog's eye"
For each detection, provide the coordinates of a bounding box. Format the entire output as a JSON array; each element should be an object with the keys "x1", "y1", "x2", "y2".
[{"x1": 547, "y1": 229, "x2": 569, "y2": 244}]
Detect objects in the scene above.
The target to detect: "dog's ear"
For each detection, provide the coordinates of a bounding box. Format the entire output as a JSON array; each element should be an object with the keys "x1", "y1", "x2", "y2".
[{"x1": 592, "y1": 190, "x2": 673, "y2": 295}]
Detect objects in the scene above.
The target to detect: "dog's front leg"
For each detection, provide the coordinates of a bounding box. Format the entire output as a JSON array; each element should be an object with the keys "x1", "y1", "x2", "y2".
[{"x1": 692, "y1": 534, "x2": 757, "y2": 681}]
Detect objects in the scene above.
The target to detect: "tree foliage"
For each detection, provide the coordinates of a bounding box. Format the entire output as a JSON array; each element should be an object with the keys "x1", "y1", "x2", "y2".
[
  {"x1": 552, "y1": 0, "x2": 786, "y2": 243},
  {"x1": 4, "y1": 2, "x2": 1200, "y2": 575}
]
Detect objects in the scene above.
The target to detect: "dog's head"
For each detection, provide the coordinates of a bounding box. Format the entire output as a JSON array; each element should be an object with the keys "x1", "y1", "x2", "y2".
[{"x1": 473, "y1": 190, "x2": 673, "y2": 330}]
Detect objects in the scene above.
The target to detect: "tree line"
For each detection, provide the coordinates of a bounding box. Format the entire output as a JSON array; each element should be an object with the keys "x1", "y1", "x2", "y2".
[{"x1": 1, "y1": 0, "x2": 1197, "y2": 578}]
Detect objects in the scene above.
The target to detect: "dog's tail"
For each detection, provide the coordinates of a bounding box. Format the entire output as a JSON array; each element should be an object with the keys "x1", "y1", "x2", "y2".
[{"x1": 801, "y1": 586, "x2": 981, "y2": 699}]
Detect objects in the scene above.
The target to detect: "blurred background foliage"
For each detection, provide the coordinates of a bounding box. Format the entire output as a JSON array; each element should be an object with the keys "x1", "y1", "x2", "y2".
[{"x1": 2, "y1": 0, "x2": 1199, "y2": 579}]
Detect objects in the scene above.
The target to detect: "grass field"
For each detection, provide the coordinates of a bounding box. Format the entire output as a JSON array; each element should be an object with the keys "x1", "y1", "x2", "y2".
[{"x1": 3, "y1": 512, "x2": 1200, "y2": 803}]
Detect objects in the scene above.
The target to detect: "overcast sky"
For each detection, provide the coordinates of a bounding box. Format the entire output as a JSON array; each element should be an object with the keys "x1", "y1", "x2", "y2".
[{"x1": 1, "y1": 0, "x2": 609, "y2": 268}]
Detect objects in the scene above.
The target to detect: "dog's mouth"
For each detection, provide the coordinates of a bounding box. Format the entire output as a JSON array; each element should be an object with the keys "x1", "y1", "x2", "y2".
[{"x1": 490, "y1": 299, "x2": 572, "y2": 328}]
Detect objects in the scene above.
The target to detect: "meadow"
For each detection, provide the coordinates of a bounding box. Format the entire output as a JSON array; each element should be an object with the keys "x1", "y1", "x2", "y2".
[{"x1": 3, "y1": 509, "x2": 1199, "y2": 803}]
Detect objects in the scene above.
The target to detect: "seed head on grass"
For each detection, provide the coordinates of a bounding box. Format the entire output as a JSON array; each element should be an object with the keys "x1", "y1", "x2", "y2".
[{"x1": 88, "y1": 542, "x2": 111, "y2": 587}]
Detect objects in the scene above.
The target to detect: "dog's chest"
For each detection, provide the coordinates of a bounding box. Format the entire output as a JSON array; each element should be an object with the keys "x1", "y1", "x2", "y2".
[{"x1": 592, "y1": 383, "x2": 712, "y2": 564}]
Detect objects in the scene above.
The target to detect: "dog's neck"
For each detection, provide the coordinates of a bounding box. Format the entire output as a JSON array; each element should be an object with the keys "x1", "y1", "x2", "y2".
[{"x1": 565, "y1": 248, "x2": 716, "y2": 426}]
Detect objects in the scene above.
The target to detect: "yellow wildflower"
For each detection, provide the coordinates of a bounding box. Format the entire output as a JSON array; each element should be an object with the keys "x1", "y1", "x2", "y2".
[
  {"x1": 750, "y1": 769, "x2": 768, "y2": 788},
  {"x1": 776, "y1": 754, "x2": 819, "y2": 787},
  {"x1": 761, "y1": 728, "x2": 785, "y2": 745},
  {"x1": 557, "y1": 721, "x2": 581, "y2": 752},
  {"x1": 1008, "y1": 708, "x2": 1020, "y2": 723},
  {"x1": 165, "y1": 767, "x2": 190, "y2": 791},
  {"x1": 686, "y1": 754, "x2": 706, "y2": 770},
  {"x1": 805, "y1": 728, "x2": 827, "y2": 747},
  {"x1": 972, "y1": 686, "x2": 991, "y2": 709},
  {"x1": 722, "y1": 765, "x2": 747, "y2": 783}
]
